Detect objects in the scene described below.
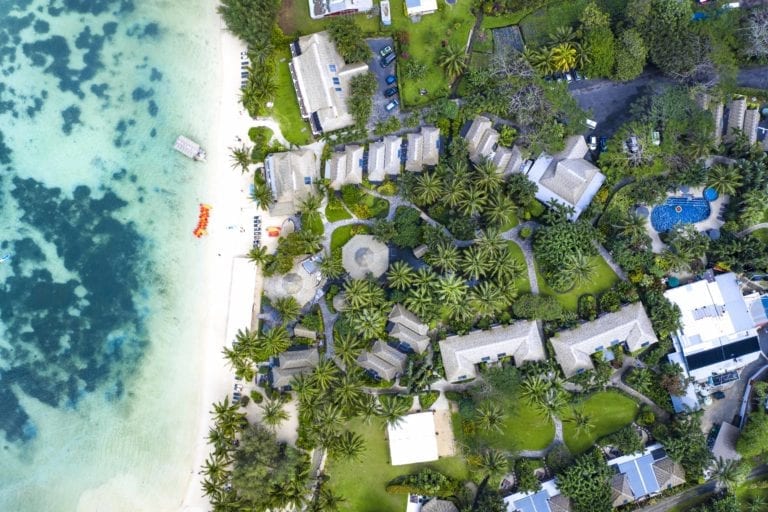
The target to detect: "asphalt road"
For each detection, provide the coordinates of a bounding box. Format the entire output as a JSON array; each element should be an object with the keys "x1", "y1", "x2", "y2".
[{"x1": 365, "y1": 37, "x2": 399, "y2": 124}]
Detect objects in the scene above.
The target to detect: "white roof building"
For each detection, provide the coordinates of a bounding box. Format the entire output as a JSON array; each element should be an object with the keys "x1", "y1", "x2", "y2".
[
  {"x1": 289, "y1": 31, "x2": 369, "y2": 133},
  {"x1": 727, "y1": 96, "x2": 747, "y2": 138},
  {"x1": 366, "y1": 135, "x2": 402, "y2": 181},
  {"x1": 309, "y1": 0, "x2": 374, "y2": 19},
  {"x1": 664, "y1": 272, "x2": 762, "y2": 382},
  {"x1": 525, "y1": 136, "x2": 605, "y2": 220},
  {"x1": 504, "y1": 478, "x2": 570, "y2": 512},
  {"x1": 405, "y1": 127, "x2": 440, "y2": 172},
  {"x1": 405, "y1": 0, "x2": 438, "y2": 16},
  {"x1": 550, "y1": 303, "x2": 658, "y2": 377},
  {"x1": 439, "y1": 321, "x2": 545, "y2": 382},
  {"x1": 326, "y1": 145, "x2": 364, "y2": 190},
  {"x1": 264, "y1": 150, "x2": 320, "y2": 216},
  {"x1": 464, "y1": 116, "x2": 523, "y2": 174},
  {"x1": 387, "y1": 412, "x2": 439, "y2": 465}
]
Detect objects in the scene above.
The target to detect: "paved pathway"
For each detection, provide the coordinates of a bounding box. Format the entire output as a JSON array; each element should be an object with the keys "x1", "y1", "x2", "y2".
[
  {"x1": 611, "y1": 357, "x2": 671, "y2": 422},
  {"x1": 317, "y1": 298, "x2": 338, "y2": 358},
  {"x1": 501, "y1": 222, "x2": 540, "y2": 295},
  {"x1": 737, "y1": 222, "x2": 768, "y2": 238},
  {"x1": 595, "y1": 241, "x2": 627, "y2": 280}
]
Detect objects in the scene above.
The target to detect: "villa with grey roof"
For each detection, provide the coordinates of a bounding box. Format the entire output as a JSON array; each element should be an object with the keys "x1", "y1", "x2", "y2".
[
  {"x1": 309, "y1": 0, "x2": 373, "y2": 19},
  {"x1": 388, "y1": 304, "x2": 430, "y2": 354},
  {"x1": 464, "y1": 115, "x2": 523, "y2": 174},
  {"x1": 271, "y1": 348, "x2": 320, "y2": 389},
  {"x1": 357, "y1": 340, "x2": 408, "y2": 381},
  {"x1": 726, "y1": 95, "x2": 761, "y2": 144},
  {"x1": 289, "y1": 31, "x2": 369, "y2": 134},
  {"x1": 326, "y1": 145, "x2": 363, "y2": 190},
  {"x1": 525, "y1": 135, "x2": 605, "y2": 220},
  {"x1": 264, "y1": 149, "x2": 320, "y2": 216},
  {"x1": 439, "y1": 321, "x2": 545, "y2": 382},
  {"x1": 367, "y1": 135, "x2": 402, "y2": 181},
  {"x1": 405, "y1": 126, "x2": 440, "y2": 172},
  {"x1": 607, "y1": 444, "x2": 685, "y2": 507},
  {"x1": 550, "y1": 303, "x2": 658, "y2": 378}
]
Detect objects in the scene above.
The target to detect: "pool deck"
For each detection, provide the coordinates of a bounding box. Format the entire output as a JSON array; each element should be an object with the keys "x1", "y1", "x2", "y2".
[{"x1": 646, "y1": 187, "x2": 728, "y2": 253}]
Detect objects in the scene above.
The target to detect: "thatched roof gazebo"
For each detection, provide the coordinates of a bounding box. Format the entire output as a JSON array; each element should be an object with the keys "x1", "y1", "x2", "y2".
[{"x1": 341, "y1": 234, "x2": 389, "y2": 279}]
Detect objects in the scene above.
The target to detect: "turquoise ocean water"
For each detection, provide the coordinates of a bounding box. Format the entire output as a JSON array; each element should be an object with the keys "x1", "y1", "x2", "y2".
[{"x1": 0, "y1": 0, "x2": 219, "y2": 509}]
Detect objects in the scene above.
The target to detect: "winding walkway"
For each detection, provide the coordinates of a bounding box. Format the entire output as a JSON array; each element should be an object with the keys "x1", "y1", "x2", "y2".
[
  {"x1": 595, "y1": 241, "x2": 627, "y2": 281},
  {"x1": 518, "y1": 417, "x2": 564, "y2": 458},
  {"x1": 317, "y1": 298, "x2": 338, "y2": 359},
  {"x1": 737, "y1": 222, "x2": 768, "y2": 238},
  {"x1": 501, "y1": 222, "x2": 540, "y2": 295}
]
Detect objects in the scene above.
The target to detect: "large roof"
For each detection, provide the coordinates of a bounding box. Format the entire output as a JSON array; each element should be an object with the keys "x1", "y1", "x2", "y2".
[
  {"x1": 607, "y1": 443, "x2": 685, "y2": 502},
  {"x1": 264, "y1": 150, "x2": 319, "y2": 216},
  {"x1": 465, "y1": 116, "x2": 497, "y2": 163},
  {"x1": 405, "y1": 127, "x2": 440, "y2": 171},
  {"x1": 744, "y1": 108, "x2": 760, "y2": 144},
  {"x1": 439, "y1": 321, "x2": 545, "y2": 382},
  {"x1": 279, "y1": 347, "x2": 320, "y2": 370},
  {"x1": 387, "y1": 411, "x2": 439, "y2": 465},
  {"x1": 727, "y1": 97, "x2": 747, "y2": 138},
  {"x1": 264, "y1": 258, "x2": 321, "y2": 306},
  {"x1": 341, "y1": 234, "x2": 389, "y2": 279},
  {"x1": 550, "y1": 303, "x2": 658, "y2": 377},
  {"x1": 405, "y1": 0, "x2": 438, "y2": 16},
  {"x1": 357, "y1": 340, "x2": 407, "y2": 380},
  {"x1": 326, "y1": 145, "x2": 364, "y2": 190},
  {"x1": 366, "y1": 141, "x2": 387, "y2": 182},
  {"x1": 291, "y1": 31, "x2": 369, "y2": 132},
  {"x1": 712, "y1": 421, "x2": 742, "y2": 462},
  {"x1": 389, "y1": 304, "x2": 428, "y2": 336}
]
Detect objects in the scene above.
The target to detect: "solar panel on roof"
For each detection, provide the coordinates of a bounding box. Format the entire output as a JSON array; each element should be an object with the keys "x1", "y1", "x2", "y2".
[
  {"x1": 651, "y1": 448, "x2": 667, "y2": 461},
  {"x1": 513, "y1": 496, "x2": 537, "y2": 512},
  {"x1": 637, "y1": 454, "x2": 661, "y2": 494}
]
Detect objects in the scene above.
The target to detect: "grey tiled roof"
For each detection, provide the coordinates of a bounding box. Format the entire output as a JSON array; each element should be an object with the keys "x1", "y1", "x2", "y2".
[
  {"x1": 390, "y1": 324, "x2": 430, "y2": 353},
  {"x1": 367, "y1": 141, "x2": 386, "y2": 182},
  {"x1": 652, "y1": 458, "x2": 685, "y2": 489},
  {"x1": 727, "y1": 97, "x2": 747, "y2": 137},
  {"x1": 422, "y1": 499, "x2": 459, "y2": 512},
  {"x1": 439, "y1": 321, "x2": 544, "y2": 382},
  {"x1": 265, "y1": 150, "x2": 319, "y2": 216},
  {"x1": 744, "y1": 109, "x2": 760, "y2": 144},
  {"x1": 551, "y1": 303, "x2": 658, "y2": 377},
  {"x1": 610, "y1": 473, "x2": 634, "y2": 507},
  {"x1": 389, "y1": 304, "x2": 428, "y2": 336},
  {"x1": 271, "y1": 366, "x2": 313, "y2": 388},
  {"x1": 548, "y1": 494, "x2": 572, "y2": 512},
  {"x1": 405, "y1": 127, "x2": 440, "y2": 171},
  {"x1": 539, "y1": 158, "x2": 600, "y2": 206},
  {"x1": 357, "y1": 340, "x2": 407, "y2": 380},
  {"x1": 279, "y1": 348, "x2": 320, "y2": 370},
  {"x1": 326, "y1": 145, "x2": 364, "y2": 190}
]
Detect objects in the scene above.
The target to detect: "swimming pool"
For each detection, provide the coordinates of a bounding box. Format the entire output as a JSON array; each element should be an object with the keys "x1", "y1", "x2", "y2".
[{"x1": 650, "y1": 196, "x2": 711, "y2": 232}]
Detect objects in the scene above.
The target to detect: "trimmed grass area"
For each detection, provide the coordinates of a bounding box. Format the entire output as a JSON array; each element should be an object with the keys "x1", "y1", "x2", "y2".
[
  {"x1": 303, "y1": 213, "x2": 325, "y2": 235},
  {"x1": 326, "y1": 419, "x2": 470, "y2": 512},
  {"x1": 278, "y1": 0, "x2": 380, "y2": 36},
  {"x1": 562, "y1": 391, "x2": 638, "y2": 455},
  {"x1": 342, "y1": 192, "x2": 390, "y2": 220},
  {"x1": 330, "y1": 224, "x2": 371, "y2": 251},
  {"x1": 519, "y1": 0, "x2": 626, "y2": 47},
  {"x1": 481, "y1": 11, "x2": 532, "y2": 30},
  {"x1": 535, "y1": 255, "x2": 619, "y2": 311},
  {"x1": 507, "y1": 241, "x2": 531, "y2": 295},
  {"x1": 751, "y1": 228, "x2": 768, "y2": 243},
  {"x1": 269, "y1": 47, "x2": 311, "y2": 145}
]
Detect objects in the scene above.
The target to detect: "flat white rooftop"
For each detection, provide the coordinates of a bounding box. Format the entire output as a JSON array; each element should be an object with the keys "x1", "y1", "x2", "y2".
[{"x1": 387, "y1": 411, "x2": 438, "y2": 466}]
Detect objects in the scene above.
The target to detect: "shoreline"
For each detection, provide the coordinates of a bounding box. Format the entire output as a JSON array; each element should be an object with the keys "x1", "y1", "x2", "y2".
[{"x1": 178, "y1": 11, "x2": 266, "y2": 512}]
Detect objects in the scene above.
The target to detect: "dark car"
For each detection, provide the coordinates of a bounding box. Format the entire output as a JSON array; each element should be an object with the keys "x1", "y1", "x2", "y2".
[
  {"x1": 385, "y1": 74, "x2": 397, "y2": 85},
  {"x1": 384, "y1": 86, "x2": 398, "y2": 98},
  {"x1": 379, "y1": 45, "x2": 393, "y2": 58},
  {"x1": 712, "y1": 391, "x2": 726, "y2": 400},
  {"x1": 380, "y1": 52, "x2": 396, "y2": 67},
  {"x1": 599, "y1": 135, "x2": 608, "y2": 152}
]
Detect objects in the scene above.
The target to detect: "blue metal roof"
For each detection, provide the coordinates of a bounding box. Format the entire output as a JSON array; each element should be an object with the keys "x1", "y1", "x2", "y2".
[
  {"x1": 512, "y1": 489, "x2": 552, "y2": 512},
  {"x1": 405, "y1": 0, "x2": 421, "y2": 7},
  {"x1": 618, "y1": 454, "x2": 660, "y2": 498}
]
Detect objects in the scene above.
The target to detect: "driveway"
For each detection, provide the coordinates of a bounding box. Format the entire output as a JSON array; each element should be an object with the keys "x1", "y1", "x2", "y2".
[{"x1": 366, "y1": 37, "x2": 399, "y2": 125}]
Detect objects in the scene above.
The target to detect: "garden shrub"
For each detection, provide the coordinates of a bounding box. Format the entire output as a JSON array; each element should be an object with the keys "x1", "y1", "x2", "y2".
[
  {"x1": 519, "y1": 226, "x2": 532, "y2": 239},
  {"x1": 386, "y1": 468, "x2": 458, "y2": 497},
  {"x1": 514, "y1": 458, "x2": 542, "y2": 493},
  {"x1": 250, "y1": 390, "x2": 264, "y2": 404},
  {"x1": 599, "y1": 289, "x2": 622, "y2": 313},
  {"x1": 377, "y1": 180, "x2": 398, "y2": 196},
  {"x1": 392, "y1": 206, "x2": 423, "y2": 248},
  {"x1": 614, "y1": 281, "x2": 639, "y2": 303},
  {"x1": 526, "y1": 200, "x2": 545, "y2": 218},
  {"x1": 578, "y1": 294, "x2": 597, "y2": 321},
  {"x1": 239, "y1": 395, "x2": 250, "y2": 407},
  {"x1": 445, "y1": 391, "x2": 467, "y2": 402},
  {"x1": 418, "y1": 391, "x2": 440, "y2": 410},
  {"x1": 341, "y1": 184, "x2": 362, "y2": 206}
]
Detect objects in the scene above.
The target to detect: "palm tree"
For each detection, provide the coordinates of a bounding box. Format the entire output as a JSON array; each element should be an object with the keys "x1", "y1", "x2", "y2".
[
  {"x1": 312, "y1": 358, "x2": 339, "y2": 391},
  {"x1": 436, "y1": 273, "x2": 469, "y2": 305},
  {"x1": 299, "y1": 192, "x2": 323, "y2": 225},
  {"x1": 458, "y1": 186, "x2": 487, "y2": 216},
  {"x1": 520, "y1": 374, "x2": 549, "y2": 406},
  {"x1": 444, "y1": 176, "x2": 467, "y2": 208},
  {"x1": 566, "y1": 409, "x2": 595, "y2": 437},
  {"x1": 524, "y1": 47, "x2": 555, "y2": 76},
  {"x1": 615, "y1": 212, "x2": 648, "y2": 241},
  {"x1": 319, "y1": 250, "x2": 345, "y2": 279},
  {"x1": 201, "y1": 453, "x2": 229, "y2": 484},
  {"x1": 348, "y1": 307, "x2": 388, "y2": 340},
  {"x1": 201, "y1": 477, "x2": 220, "y2": 498},
  {"x1": 473, "y1": 158, "x2": 504, "y2": 194},
  {"x1": 260, "y1": 397, "x2": 289, "y2": 431},
  {"x1": 206, "y1": 427, "x2": 232, "y2": 458},
  {"x1": 336, "y1": 370, "x2": 366, "y2": 415},
  {"x1": 378, "y1": 394, "x2": 411, "y2": 427},
  {"x1": 255, "y1": 325, "x2": 290, "y2": 360},
  {"x1": 549, "y1": 43, "x2": 578, "y2": 73},
  {"x1": 425, "y1": 242, "x2": 460, "y2": 273},
  {"x1": 548, "y1": 26, "x2": 577, "y2": 45},
  {"x1": 461, "y1": 245, "x2": 491, "y2": 280},
  {"x1": 334, "y1": 333, "x2": 366, "y2": 368},
  {"x1": 273, "y1": 296, "x2": 301, "y2": 325},
  {"x1": 470, "y1": 281, "x2": 508, "y2": 318},
  {"x1": 413, "y1": 266, "x2": 437, "y2": 288},
  {"x1": 536, "y1": 387, "x2": 568, "y2": 419},
  {"x1": 477, "y1": 449, "x2": 509, "y2": 480},
  {"x1": 476, "y1": 228, "x2": 506, "y2": 257},
  {"x1": 747, "y1": 495, "x2": 767, "y2": 512},
  {"x1": 251, "y1": 180, "x2": 274, "y2": 210},
  {"x1": 344, "y1": 279, "x2": 375, "y2": 310},
  {"x1": 707, "y1": 164, "x2": 742, "y2": 196},
  {"x1": 414, "y1": 172, "x2": 443, "y2": 205},
  {"x1": 562, "y1": 249, "x2": 597, "y2": 288},
  {"x1": 210, "y1": 397, "x2": 247, "y2": 438},
  {"x1": 291, "y1": 373, "x2": 319, "y2": 404},
  {"x1": 247, "y1": 245, "x2": 271, "y2": 266},
  {"x1": 492, "y1": 247, "x2": 524, "y2": 282},
  {"x1": 485, "y1": 193, "x2": 516, "y2": 227},
  {"x1": 436, "y1": 44, "x2": 467, "y2": 80},
  {"x1": 358, "y1": 394, "x2": 380, "y2": 425},
  {"x1": 712, "y1": 457, "x2": 744, "y2": 491},
  {"x1": 387, "y1": 260, "x2": 416, "y2": 291},
  {"x1": 229, "y1": 144, "x2": 252, "y2": 172},
  {"x1": 404, "y1": 285, "x2": 434, "y2": 319},
  {"x1": 316, "y1": 403, "x2": 346, "y2": 440},
  {"x1": 297, "y1": 229, "x2": 323, "y2": 254},
  {"x1": 314, "y1": 487, "x2": 347, "y2": 512},
  {"x1": 331, "y1": 430, "x2": 367, "y2": 461},
  {"x1": 221, "y1": 345, "x2": 253, "y2": 381},
  {"x1": 476, "y1": 401, "x2": 506, "y2": 432}
]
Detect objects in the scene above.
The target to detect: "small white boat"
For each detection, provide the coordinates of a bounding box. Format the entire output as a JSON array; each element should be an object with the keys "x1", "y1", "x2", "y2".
[
  {"x1": 0, "y1": 254, "x2": 11, "y2": 263},
  {"x1": 173, "y1": 135, "x2": 206, "y2": 161}
]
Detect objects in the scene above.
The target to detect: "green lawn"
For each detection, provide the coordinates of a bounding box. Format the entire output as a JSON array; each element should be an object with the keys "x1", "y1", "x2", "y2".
[
  {"x1": 330, "y1": 224, "x2": 371, "y2": 251},
  {"x1": 481, "y1": 11, "x2": 532, "y2": 30},
  {"x1": 562, "y1": 391, "x2": 638, "y2": 455},
  {"x1": 507, "y1": 241, "x2": 531, "y2": 295},
  {"x1": 342, "y1": 192, "x2": 390, "y2": 220},
  {"x1": 535, "y1": 255, "x2": 619, "y2": 311},
  {"x1": 518, "y1": 0, "x2": 627, "y2": 47},
  {"x1": 326, "y1": 419, "x2": 470, "y2": 512},
  {"x1": 269, "y1": 48, "x2": 311, "y2": 145},
  {"x1": 278, "y1": 0, "x2": 381, "y2": 36},
  {"x1": 752, "y1": 228, "x2": 768, "y2": 243},
  {"x1": 303, "y1": 213, "x2": 325, "y2": 235}
]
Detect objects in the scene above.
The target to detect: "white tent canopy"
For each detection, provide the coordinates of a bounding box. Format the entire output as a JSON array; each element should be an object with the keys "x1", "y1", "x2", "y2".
[{"x1": 387, "y1": 412, "x2": 439, "y2": 466}]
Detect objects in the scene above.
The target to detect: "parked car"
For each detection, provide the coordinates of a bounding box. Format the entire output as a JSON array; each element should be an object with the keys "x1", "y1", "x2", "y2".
[
  {"x1": 385, "y1": 99, "x2": 399, "y2": 111},
  {"x1": 588, "y1": 136, "x2": 598, "y2": 151},
  {"x1": 565, "y1": 72, "x2": 573, "y2": 82},
  {"x1": 599, "y1": 135, "x2": 608, "y2": 152},
  {"x1": 379, "y1": 45, "x2": 393, "y2": 58},
  {"x1": 385, "y1": 74, "x2": 397, "y2": 85},
  {"x1": 384, "y1": 86, "x2": 398, "y2": 97},
  {"x1": 585, "y1": 118, "x2": 597, "y2": 130},
  {"x1": 380, "y1": 52, "x2": 396, "y2": 67},
  {"x1": 627, "y1": 135, "x2": 640, "y2": 153},
  {"x1": 712, "y1": 391, "x2": 726, "y2": 400},
  {"x1": 652, "y1": 131, "x2": 661, "y2": 146},
  {"x1": 573, "y1": 70, "x2": 583, "y2": 80}
]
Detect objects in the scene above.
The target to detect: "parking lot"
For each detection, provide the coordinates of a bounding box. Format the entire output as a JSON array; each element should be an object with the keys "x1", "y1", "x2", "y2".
[{"x1": 366, "y1": 37, "x2": 400, "y2": 126}]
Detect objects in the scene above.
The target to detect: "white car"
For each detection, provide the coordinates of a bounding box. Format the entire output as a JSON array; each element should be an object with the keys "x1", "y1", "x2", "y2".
[{"x1": 588, "y1": 136, "x2": 598, "y2": 151}]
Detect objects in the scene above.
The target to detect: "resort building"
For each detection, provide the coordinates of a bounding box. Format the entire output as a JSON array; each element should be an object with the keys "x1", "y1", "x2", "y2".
[
  {"x1": 550, "y1": 303, "x2": 658, "y2": 378},
  {"x1": 744, "y1": 108, "x2": 760, "y2": 145},
  {"x1": 406, "y1": 496, "x2": 459, "y2": 512},
  {"x1": 664, "y1": 271, "x2": 762, "y2": 384},
  {"x1": 271, "y1": 348, "x2": 320, "y2": 390},
  {"x1": 325, "y1": 144, "x2": 364, "y2": 190},
  {"x1": 405, "y1": 126, "x2": 440, "y2": 172},
  {"x1": 388, "y1": 304, "x2": 430, "y2": 354},
  {"x1": 289, "y1": 31, "x2": 369, "y2": 133},
  {"x1": 308, "y1": 0, "x2": 374, "y2": 19},
  {"x1": 264, "y1": 258, "x2": 322, "y2": 306},
  {"x1": 357, "y1": 340, "x2": 408, "y2": 381},
  {"x1": 607, "y1": 444, "x2": 686, "y2": 506},
  {"x1": 341, "y1": 234, "x2": 389, "y2": 279},
  {"x1": 504, "y1": 478, "x2": 571, "y2": 512},
  {"x1": 438, "y1": 321, "x2": 545, "y2": 383},
  {"x1": 463, "y1": 115, "x2": 522, "y2": 174},
  {"x1": 387, "y1": 412, "x2": 439, "y2": 466},
  {"x1": 264, "y1": 149, "x2": 320, "y2": 216},
  {"x1": 725, "y1": 95, "x2": 761, "y2": 144},
  {"x1": 712, "y1": 422, "x2": 742, "y2": 462},
  {"x1": 367, "y1": 135, "x2": 403, "y2": 181},
  {"x1": 405, "y1": 0, "x2": 438, "y2": 17},
  {"x1": 525, "y1": 135, "x2": 606, "y2": 221}
]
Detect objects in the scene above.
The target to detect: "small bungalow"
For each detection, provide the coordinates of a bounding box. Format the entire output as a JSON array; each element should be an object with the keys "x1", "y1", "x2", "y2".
[
  {"x1": 405, "y1": 127, "x2": 440, "y2": 172},
  {"x1": 357, "y1": 340, "x2": 407, "y2": 381},
  {"x1": 326, "y1": 145, "x2": 364, "y2": 190},
  {"x1": 388, "y1": 304, "x2": 430, "y2": 354},
  {"x1": 341, "y1": 234, "x2": 390, "y2": 279},
  {"x1": 264, "y1": 150, "x2": 320, "y2": 216},
  {"x1": 271, "y1": 348, "x2": 320, "y2": 389},
  {"x1": 405, "y1": 0, "x2": 438, "y2": 17}
]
